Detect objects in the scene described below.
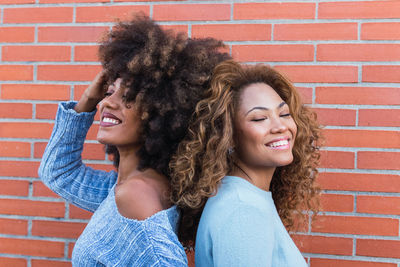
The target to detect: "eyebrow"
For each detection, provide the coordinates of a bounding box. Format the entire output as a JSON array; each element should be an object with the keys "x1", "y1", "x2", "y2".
[{"x1": 245, "y1": 101, "x2": 287, "y2": 116}]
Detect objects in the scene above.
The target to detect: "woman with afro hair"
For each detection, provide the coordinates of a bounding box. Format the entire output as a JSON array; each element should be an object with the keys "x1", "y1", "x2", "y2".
[
  {"x1": 170, "y1": 60, "x2": 322, "y2": 266},
  {"x1": 39, "y1": 15, "x2": 229, "y2": 266}
]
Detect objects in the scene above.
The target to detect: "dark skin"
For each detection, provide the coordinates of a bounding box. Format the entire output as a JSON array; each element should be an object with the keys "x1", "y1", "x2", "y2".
[{"x1": 75, "y1": 71, "x2": 171, "y2": 220}]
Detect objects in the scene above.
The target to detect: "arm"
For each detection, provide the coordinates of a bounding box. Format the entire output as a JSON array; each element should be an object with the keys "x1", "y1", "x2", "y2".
[
  {"x1": 212, "y1": 205, "x2": 274, "y2": 267},
  {"x1": 38, "y1": 71, "x2": 117, "y2": 212},
  {"x1": 38, "y1": 101, "x2": 117, "y2": 212}
]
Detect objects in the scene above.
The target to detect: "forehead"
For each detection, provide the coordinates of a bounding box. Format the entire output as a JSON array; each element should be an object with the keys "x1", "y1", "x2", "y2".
[{"x1": 238, "y1": 83, "x2": 284, "y2": 110}]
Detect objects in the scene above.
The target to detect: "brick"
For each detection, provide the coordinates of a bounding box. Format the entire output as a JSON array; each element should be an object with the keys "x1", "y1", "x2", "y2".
[
  {"x1": 68, "y1": 243, "x2": 74, "y2": 258},
  {"x1": 38, "y1": 65, "x2": 102, "y2": 82},
  {"x1": 32, "y1": 181, "x2": 60, "y2": 198},
  {"x1": 36, "y1": 104, "x2": 59, "y2": 120},
  {"x1": 363, "y1": 65, "x2": 400, "y2": 83},
  {"x1": 159, "y1": 25, "x2": 188, "y2": 37},
  {"x1": 297, "y1": 87, "x2": 312, "y2": 104},
  {"x1": 317, "y1": 172, "x2": 400, "y2": 193},
  {"x1": 358, "y1": 196, "x2": 400, "y2": 215},
  {"x1": 82, "y1": 143, "x2": 106, "y2": 160},
  {"x1": 0, "y1": 0, "x2": 34, "y2": 3},
  {"x1": 358, "y1": 152, "x2": 400, "y2": 170},
  {"x1": 76, "y1": 5, "x2": 149, "y2": 23},
  {"x1": 320, "y1": 150, "x2": 355, "y2": 169},
  {"x1": 234, "y1": 3, "x2": 315, "y2": 20},
  {"x1": 312, "y1": 215, "x2": 398, "y2": 236},
  {"x1": 69, "y1": 204, "x2": 93, "y2": 219},
  {"x1": 0, "y1": 65, "x2": 33, "y2": 81},
  {"x1": 192, "y1": 24, "x2": 271, "y2": 41},
  {"x1": 0, "y1": 27, "x2": 35, "y2": 43},
  {"x1": 40, "y1": 0, "x2": 106, "y2": 3},
  {"x1": 232, "y1": 45, "x2": 313, "y2": 62},
  {"x1": 187, "y1": 251, "x2": 195, "y2": 267},
  {"x1": 75, "y1": 46, "x2": 99, "y2": 62},
  {"x1": 153, "y1": 4, "x2": 230, "y2": 21},
  {"x1": 3, "y1": 46, "x2": 70, "y2": 62},
  {"x1": 32, "y1": 260, "x2": 71, "y2": 267},
  {"x1": 34, "y1": 142, "x2": 47, "y2": 159},
  {"x1": 320, "y1": 193, "x2": 354, "y2": 212},
  {"x1": 314, "y1": 108, "x2": 356, "y2": 127},
  {"x1": 0, "y1": 237, "x2": 64, "y2": 257},
  {"x1": 0, "y1": 180, "x2": 29, "y2": 196},
  {"x1": 38, "y1": 26, "x2": 108, "y2": 43},
  {"x1": 2, "y1": 84, "x2": 70, "y2": 101},
  {"x1": 0, "y1": 141, "x2": 30, "y2": 157},
  {"x1": 316, "y1": 87, "x2": 400, "y2": 105},
  {"x1": 0, "y1": 122, "x2": 53, "y2": 139},
  {"x1": 0, "y1": 257, "x2": 26, "y2": 267},
  {"x1": 362, "y1": 22, "x2": 400, "y2": 40},
  {"x1": 0, "y1": 103, "x2": 32, "y2": 119},
  {"x1": 87, "y1": 124, "x2": 100, "y2": 140},
  {"x1": 357, "y1": 239, "x2": 400, "y2": 259},
  {"x1": 275, "y1": 65, "x2": 358, "y2": 83},
  {"x1": 319, "y1": 1, "x2": 400, "y2": 19},
  {"x1": 318, "y1": 44, "x2": 400, "y2": 62},
  {"x1": 275, "y1": 23, "x2": 357, "y2": 41},
  {"x1": 292, "y1": 234, "x2": 352, "y2": 255},
  {"x1": 32, "y1": 220, "x2": 86, "y2": 238},
  {"x1": 310, "y1": 258, "x2": 396, "y2": 267},
  {"x1": 0, "y1": 218, "x2": 28, "y2": 235},
  {"x1": 4, "y1": 7, "x2": 73, "y2": 23},
  {"x1": 0, "y1": 199, "x2": 64, "y2": 218},
  {"x1": 359, "y1": 109, "x2": 400, "y2": 127},
  {"x1": 324, "y1": 129, "x2": 400, "y2": 149},
  {"x1": 0, "y1": 161, "x2": 40, "y2": 177}
]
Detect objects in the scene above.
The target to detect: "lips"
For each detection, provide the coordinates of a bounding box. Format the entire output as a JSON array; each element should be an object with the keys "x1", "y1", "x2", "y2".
[
  {"x1": 266, "y1": 137, "x2": 290, "y2": 150},
  {"x1": 100, "y1": 112, "x2": 122, "y2": 127}
]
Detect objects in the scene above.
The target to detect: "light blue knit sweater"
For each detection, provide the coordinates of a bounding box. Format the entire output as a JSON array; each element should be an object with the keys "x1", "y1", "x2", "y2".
[
  {"x1": 38, "y1": 102, "x2": 188, "y2": 267},
  {"x1": 195, "y1": 176, "x2": 308, "y2": 267}
]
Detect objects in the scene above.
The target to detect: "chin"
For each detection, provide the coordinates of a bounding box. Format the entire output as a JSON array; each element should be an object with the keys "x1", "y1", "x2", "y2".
[
  {"x1": 275, "y1": 155, "x2": 294, "y2": 167},
  {"x1": 97, "y1": 133, "x2": 112, "y2": 145}
]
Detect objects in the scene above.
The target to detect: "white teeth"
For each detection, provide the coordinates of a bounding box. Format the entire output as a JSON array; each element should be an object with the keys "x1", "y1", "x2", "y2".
[
  {"x1": 268, "y1": 139, "x2": 289, "y2": 147},
  {"x1": 102, "y1": 117, "x2": 120, "y2": 125}
]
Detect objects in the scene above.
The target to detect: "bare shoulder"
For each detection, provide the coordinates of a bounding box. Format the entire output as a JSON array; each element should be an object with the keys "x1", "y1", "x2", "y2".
[{"x1": 115, "y1": 177, "x2": 167, "y2": 221}]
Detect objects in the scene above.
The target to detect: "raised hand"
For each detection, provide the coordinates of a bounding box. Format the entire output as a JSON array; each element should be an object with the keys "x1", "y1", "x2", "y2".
[{"x1": 74, "y1": 70, "x2": 108, "y2": 113}]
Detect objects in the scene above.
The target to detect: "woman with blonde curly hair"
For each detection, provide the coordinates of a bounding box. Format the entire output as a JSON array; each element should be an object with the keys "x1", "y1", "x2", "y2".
[{"x1": 170, "y1": 60, "x2": 321, "y2": 266}]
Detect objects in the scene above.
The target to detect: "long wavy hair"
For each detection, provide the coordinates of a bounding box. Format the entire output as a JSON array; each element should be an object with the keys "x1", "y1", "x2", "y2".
[{"x1": 170, "y1": 60, "x2": 322, "y2": 246}]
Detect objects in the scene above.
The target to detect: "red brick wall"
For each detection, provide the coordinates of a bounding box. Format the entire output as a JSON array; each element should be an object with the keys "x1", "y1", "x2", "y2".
[{"x1": 0, "y1": 1, "x2": 399, "y2": 266}]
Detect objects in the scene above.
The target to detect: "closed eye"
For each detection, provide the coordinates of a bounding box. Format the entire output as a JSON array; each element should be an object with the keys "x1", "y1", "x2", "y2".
[
  {"x1": 281, "y1": 113, "x2": 291, "y2": 117},
  {"x1": 251, "y1": 118, "x2": 267, "y2": 122}
]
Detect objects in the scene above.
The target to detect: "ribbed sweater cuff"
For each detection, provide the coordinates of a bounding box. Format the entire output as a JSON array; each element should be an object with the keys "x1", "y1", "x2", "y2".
[{"x1": 56, "y1": 101, "x2": 97, "y2": 139}]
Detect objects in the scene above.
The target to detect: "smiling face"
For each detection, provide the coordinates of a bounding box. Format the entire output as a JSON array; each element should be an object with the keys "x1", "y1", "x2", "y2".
[
  {"x1": 97, "y1": 78, "x2": 142, "y2": 149},
  {"x1": 233, "y1": 82, "x2": 297, "y2": 171}
]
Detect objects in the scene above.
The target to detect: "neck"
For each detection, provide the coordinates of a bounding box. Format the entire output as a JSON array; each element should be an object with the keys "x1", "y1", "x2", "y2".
[
  {"x1": 230, "y1": 159, "x2": 275, "y2": 191},
  {"x1": 116, "y1": 145, "x2": 164, "y2": 184}
]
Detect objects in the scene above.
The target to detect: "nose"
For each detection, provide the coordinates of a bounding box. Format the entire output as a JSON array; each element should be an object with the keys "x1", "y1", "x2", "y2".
[
  {"x1": 270, "y1": 116, "x2": 288, "y2": 134},
  {"x1": 99, "y1": 89, "x2": 119, "y2": 111}
]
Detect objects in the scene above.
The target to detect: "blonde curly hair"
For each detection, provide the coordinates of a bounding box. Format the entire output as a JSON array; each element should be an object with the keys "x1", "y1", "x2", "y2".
[{"x1": 170, "y1": 60, "x2": 321, "y2": 246}]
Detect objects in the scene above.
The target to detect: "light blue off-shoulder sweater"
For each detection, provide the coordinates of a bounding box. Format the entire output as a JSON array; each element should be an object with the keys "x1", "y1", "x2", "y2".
[
  {"x1": 38, "y1": 102, "x2": 188, "y2": 267},
  {"x1": 195, "y1": 176, "x2": 307, "y2": 267}
]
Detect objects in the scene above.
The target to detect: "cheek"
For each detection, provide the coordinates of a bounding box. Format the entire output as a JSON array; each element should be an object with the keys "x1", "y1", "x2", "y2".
[{"x1": 235, "y1": 125, "x2": 265, "y2": 150}]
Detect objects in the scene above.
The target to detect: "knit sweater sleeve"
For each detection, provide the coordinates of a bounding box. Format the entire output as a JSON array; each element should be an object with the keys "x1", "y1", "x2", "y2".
[
  {"x1": 212, "y1": 203, "x2": 275, "y2": 267},
  {"x1": 38, "y1": 101, "x2": 117, "y2": 212}
]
